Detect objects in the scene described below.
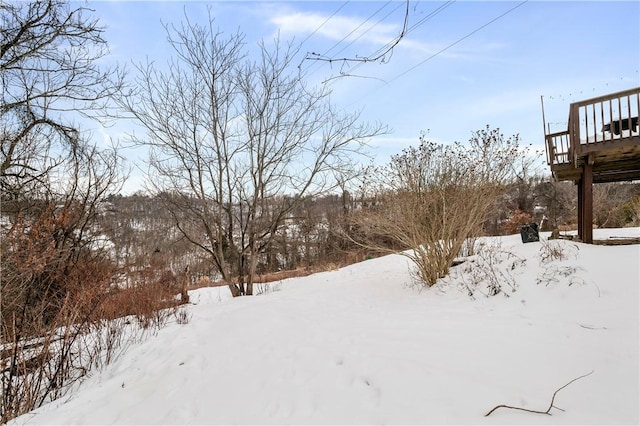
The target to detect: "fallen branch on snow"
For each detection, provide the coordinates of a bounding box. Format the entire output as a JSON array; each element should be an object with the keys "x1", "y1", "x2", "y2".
[{"x1": 484, "y1": 370, "x2": 594, "y2": 417}]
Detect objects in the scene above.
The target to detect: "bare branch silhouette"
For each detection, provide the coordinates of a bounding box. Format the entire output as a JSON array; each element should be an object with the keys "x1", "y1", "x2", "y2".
[
  {"x1": 304, "y1": 0, "x2": 409, "y2": 66},
  {"x1": 485, "y1": 370, "x2": 595, "y2": 417}
]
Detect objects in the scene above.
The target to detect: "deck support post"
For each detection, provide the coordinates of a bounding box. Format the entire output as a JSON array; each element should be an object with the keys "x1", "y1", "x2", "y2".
[
  {"x1": 577, "y1": 156, "x2": 594, "y2": 243},
  {"x1": 577, "y1": 179, "x2": 583, "y2": 240}
]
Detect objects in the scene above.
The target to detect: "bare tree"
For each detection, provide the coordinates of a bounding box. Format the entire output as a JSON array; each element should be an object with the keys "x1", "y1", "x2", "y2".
[
  {"x1": 1, "y1": 0, "x2": 127, "y2": 331},
  {"x1": 1, "y1": 0, "x2": 125, "y2": 197},
  {"x1": 1, "y1": 2, "x2": 128, "y2": 421},
  {"x1": 118, "y1": 11, "x2": 387, "y2": 296},
  {"x1": 1, "y1": 0, "x2": 127, "y2": 316},
  {"x1": 593, "y1": 183, "x2": 637, "y2": 228},
  {"x1": 535, "y1": 179, "x2": 574, "y2": 230}
]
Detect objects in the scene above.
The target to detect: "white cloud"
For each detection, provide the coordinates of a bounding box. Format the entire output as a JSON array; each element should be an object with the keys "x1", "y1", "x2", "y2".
[
  {"x1": 269, "y1": 11, "x2": 399, "y2": 47},
  {"x1": 265, "y1": 5, "x2": 513, "y2": 66}
]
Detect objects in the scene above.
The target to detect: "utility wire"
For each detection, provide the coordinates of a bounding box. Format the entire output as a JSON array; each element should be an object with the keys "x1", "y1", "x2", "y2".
[
  {"x1": 336, "y1": 0, "x2": 528, "y2": 109},
  {"x1": 386, "y1": 0, "x2": 528, "y2": 86},
  {"x1": 301, "y1": 1, "x2": 394, "y2": 76},
  {"x1": 304, "y1": 1, "x2": 408, "y2": 66},
  {"x1": 326, "y1": 1, "x2": 400, "y2": 62},
  {"x1": 299, "y1": 0, "x2": 350, "y2": 47},
  {"x1": 337, "y1": 0, "x2": 455, "y2": 82},
  {"x1": 302, "y1": 0, "x2": 451, "y2": 81},
  {"x1": 407, "y1": 0, "x2": 456, "y2": 34}
]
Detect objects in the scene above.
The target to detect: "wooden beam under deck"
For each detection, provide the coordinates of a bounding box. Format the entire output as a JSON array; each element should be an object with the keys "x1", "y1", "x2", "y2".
[
  {"x1": 578, "y1": 135, "x2": 640, "y2": 155},
  {"x1": 552, "y1": 158, "x2": 640, "y2": 183}
]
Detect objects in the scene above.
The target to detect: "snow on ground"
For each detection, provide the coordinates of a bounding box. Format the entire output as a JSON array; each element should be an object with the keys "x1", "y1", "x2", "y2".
[{"x1": 10, "y1": 229, "x2": 639, "y2": 425}]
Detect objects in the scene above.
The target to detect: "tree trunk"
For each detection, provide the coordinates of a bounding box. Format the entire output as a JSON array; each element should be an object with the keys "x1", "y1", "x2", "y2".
[
  {"x1": 228, "y1": 283, "x2": 242, "y2": 298},
  {"x1": 246, "y1": 241, "x2": 258, "y2": 296},
  {"x1": 181, "y1": 266, "x2": 190, "y2": 304}
]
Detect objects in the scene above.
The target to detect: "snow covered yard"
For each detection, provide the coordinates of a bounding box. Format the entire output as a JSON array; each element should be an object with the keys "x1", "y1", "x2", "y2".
[{"x1": 10, "y1": 229, "x2": 639, "y2": 425}]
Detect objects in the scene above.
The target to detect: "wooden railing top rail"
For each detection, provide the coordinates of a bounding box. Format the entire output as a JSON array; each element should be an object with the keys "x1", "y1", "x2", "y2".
[
  {"x1": 569, "y1": 87, "x2": 638, "y2": 150},
  {"x1": 545, "y1": 129, "x2": 569, "y2": 138},
  {"x1": 570, "y1": 86, "x2": 640, "y2": 108},
  {"x1": 545, "y1": 87, "x2": 640, "y2": 172}
]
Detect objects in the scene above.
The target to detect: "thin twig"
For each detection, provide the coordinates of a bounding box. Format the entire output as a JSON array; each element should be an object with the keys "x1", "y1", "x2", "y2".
[{"x1": 485, "y1": 370, "x2": 594, "y2": 417}]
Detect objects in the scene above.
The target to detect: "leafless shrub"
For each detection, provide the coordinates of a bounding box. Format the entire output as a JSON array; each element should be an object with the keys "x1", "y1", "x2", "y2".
[
  {"x1": 536, "y1": 265, "x2": 585, "y2": 288},
  {"x1": 459, "y1": 236, "x2": 480, "y2": 257},
  {"x1": 173, "y1": 307, "x2": 192, "y2": 326},
  {"x1": 1, "y1": 210, "x2": 183, "y2": 423},
  {"x1": 348, "y1": 128, "x2": 525, "y2": 287},
  {"x1": 527, "y1": 239, "x2": 597, "y2": 294},
  {"x1": 627, "y1": 195, "x2": 640, "y2": 226},
  {"x1": 538, "y1": 239, "x2": 579, "y2": 264},
  {"x1": 1, "y1": 265, "x2": 183, "y2": 423},
  {"x1": 535, "y1": 239, "x2": 586, "y2": 289},
  {"x1": 255, "y1": 281, "x2": 283, "y2": 296},
  {"x1": 443, "y1": 240, "x2": 525, "y2": 298}
]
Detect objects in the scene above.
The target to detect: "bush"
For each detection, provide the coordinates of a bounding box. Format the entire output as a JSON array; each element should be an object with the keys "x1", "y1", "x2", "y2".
[
  {"x1": 349, "y1": 127, "x2": 525, "y2": 287},
  {"x1": 442, "y1": 240, "x2": 525, "y2": 298},
  {"x1": 1, "y1": 205, "x2": 187, "y2": 423}
]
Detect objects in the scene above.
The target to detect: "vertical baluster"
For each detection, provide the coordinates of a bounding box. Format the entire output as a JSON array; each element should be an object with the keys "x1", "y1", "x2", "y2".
[
  {"x1": 592, "y1": 102, "x2": 596, "y2": 144},
  {"x1": 600, "y1": 101, "x2": 605, "y2": 143},
  {"x1": 571, "y1": 103, "x2": 580, "y2": 163},
  {"x1": 627, "y1": 95, "x2": 632, "y2": 135},
  {"x1": 608, "y1": 99, "x2": 613, "y2": 141},
  {"x1": 584, "y1": 106, "x2": 588, "y2": 145},
  {"x1": 617, "y1": 96, "x2": 622, "y2": 137},
  {"x1": 637, "y1": 93, "x2": 640, "y2": 134}
]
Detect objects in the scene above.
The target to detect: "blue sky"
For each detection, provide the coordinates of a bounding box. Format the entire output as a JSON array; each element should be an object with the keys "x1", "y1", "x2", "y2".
[{"x1": 86, "y1": 0, "x2": 640, "y2": 193}]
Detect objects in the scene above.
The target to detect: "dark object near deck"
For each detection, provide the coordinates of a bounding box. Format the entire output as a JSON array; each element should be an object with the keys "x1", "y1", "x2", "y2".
[
  {"x1": 602, "y1": 116, "x2": 639, "y2": 135},
  {"x1": 520, "y1": 223, "x2": 539, "y2": 243},
  {"x1": 544, "y1": 87, "x2": 640, "y2": 243}
]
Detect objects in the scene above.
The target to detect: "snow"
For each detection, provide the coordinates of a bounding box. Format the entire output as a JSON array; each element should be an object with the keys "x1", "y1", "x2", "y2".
[{"x1": 9, "y1": 229, "x2": 640, "y2": 425}]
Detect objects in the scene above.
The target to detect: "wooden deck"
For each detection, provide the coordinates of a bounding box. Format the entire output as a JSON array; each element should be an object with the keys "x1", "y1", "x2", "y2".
[
  {"x1": 546, "y1": 87, "x2": 640, "y2": 183},
  {"x1": 544, "y1": 87, "x2": 640, "y2": 243}
]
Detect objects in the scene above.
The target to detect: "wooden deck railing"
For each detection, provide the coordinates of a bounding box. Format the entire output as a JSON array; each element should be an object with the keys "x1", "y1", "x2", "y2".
[
  {"x1": 545, "y1": 129, "x2": 570, "y2": 165},
  {"x1": 546, "y1": 87, "x2": 640, "y2": 167}
]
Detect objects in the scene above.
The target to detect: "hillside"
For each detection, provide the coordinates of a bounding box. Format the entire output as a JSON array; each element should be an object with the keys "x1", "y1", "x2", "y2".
[{"x1": 10, "y1": 229, "x2": 639, "y2": 425}]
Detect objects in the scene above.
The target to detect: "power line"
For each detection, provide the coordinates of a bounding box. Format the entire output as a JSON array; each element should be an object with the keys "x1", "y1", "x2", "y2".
[
  {"x1": 325, "y1": 1, "x2": 400, "y2": 62},
  {"x1": 300, "y1": 1, "x2": 396, "y2": 76},
  {"x1": 337, "y1": 0, "x2": 455, "y2": 83},
  {"x1": 386, "y1": 0, "x2": 528, "y2": 86},
  {"x1": 298, "y1": 0, "x2": 350, "y2": 47},
  {"x1": 406, "y1": 0, "x2": 456, "y2": 34},
  {"x1": 296, "y1": 0, "x2": 351, "y2": 75},
  {"x1": 304, "y1": 1, "x2": 409, "y2": 66},
  {"x1": 301, "y1": 1, "x2": 454, "y2": 82}
]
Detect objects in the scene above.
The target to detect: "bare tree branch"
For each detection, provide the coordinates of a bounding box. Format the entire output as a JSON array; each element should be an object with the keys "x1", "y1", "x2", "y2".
[
  {"x1": 1, "y1": 0, "x2": 127, "y2": 194},
  {"x1": 485, "y1": 370, "x2": 595, "y2": 417}
]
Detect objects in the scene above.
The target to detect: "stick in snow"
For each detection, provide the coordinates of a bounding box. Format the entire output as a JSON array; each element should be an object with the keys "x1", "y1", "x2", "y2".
[{"x1": 484, "y1": 370, "x2": 594, "y2": 417}]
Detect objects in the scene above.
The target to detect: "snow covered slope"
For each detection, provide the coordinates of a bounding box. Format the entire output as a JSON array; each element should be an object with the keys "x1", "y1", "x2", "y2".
[{"x1": 10, "y1": 230, "x2": 639, "y2": 425}]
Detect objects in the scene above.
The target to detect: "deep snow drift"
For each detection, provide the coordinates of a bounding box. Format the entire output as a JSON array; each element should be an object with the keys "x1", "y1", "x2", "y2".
[{"x1": 10, "y1": 229, "x2": 639, "y2": 425}]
